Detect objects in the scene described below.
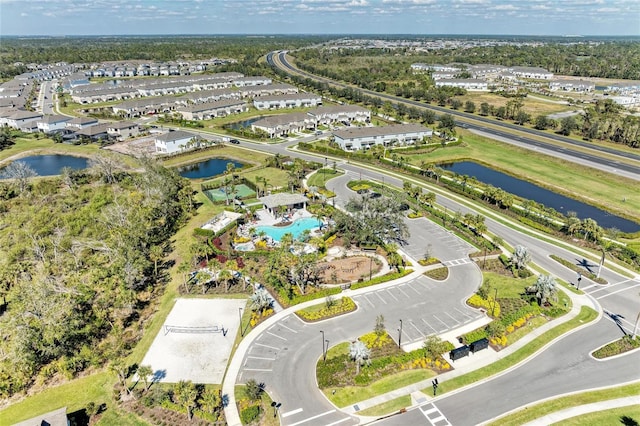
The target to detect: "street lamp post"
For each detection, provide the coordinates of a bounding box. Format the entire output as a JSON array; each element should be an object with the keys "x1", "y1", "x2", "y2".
[
  {"x1": 271, "y1": 401, "x2": 282, "y2": 418},
  {"x1": 320, "y1": 330, "x2": 326, "y2": 361},
  {"x1": 398, "y1": 319, "x2": 403, "y2": 348},
  {"x1": 239, "y1": 307, "x2": 244, "y2": 337},
  {"x1": 577, "y1": 273, "x2": 582, "y2": 290},
  {"x1": 369, "y1": 257, "x2": 373, "y2": 281}
]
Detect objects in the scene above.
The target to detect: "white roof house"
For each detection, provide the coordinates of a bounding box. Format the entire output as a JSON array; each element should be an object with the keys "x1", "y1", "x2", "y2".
[
  {"x1": 333, "y1": 124, "x2": 433, "y2": 151},
  {"x1": 510, "y1": 66, "x2": 554, "y2": 80},
  {"x1": 435, "y1": 79, "x2": 488, "y2": 91},
  {"x1": 307, "y1": 105, "x2": 371, "y2": 125},
  {"x1": 232, "y1": 76, "x2": 272, "y2": 87},
  {"x1": 549, "y1": 79, "x2": 595, "y2": 92},
  {"x1": 251, "y1": 112, "x2": 314, "y2": 138},
  {"x1": 176, "y1": 99, "x2": 248, "y2": 120},
  {"x1": 6, "y1": 110, "x2": 43, "y2": 129},
  {"x1": 154, "y1": 130, "x2": 198, "y2": 154},
  {"x1": 253, "y1": 93, "x2": 322, "y2": 110}
]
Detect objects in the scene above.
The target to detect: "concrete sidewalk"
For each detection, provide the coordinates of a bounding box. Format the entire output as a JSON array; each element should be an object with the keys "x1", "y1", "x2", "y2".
[{"x1": 342, "y1": 289, "x2": 600, "y2": 416}]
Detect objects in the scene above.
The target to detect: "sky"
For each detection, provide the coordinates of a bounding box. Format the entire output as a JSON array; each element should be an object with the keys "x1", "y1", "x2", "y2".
[{"x1": 1, "y1": 0, "x2": 638, "y2": 37}]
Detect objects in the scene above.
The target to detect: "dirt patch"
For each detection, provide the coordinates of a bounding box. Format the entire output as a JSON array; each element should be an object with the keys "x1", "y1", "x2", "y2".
[{"x1": 318, "y1": 256, "x2": 381, "y2": 284}]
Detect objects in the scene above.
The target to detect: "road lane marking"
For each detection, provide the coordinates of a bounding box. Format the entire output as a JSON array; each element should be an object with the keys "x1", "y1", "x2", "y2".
[
  {"x1": 266, "y1": 331, "x2": 287, "y2": 341},
  {"x1": 324, "y1": 417, "x2": 352, "y2": 426},
  {"x1": 281, "y1": 408, "x2": 303, "y2": 418},
  {"x1": 588, "y1": 279, "x2": 634, "y2": 294},
  {"x1": 596, "y1": 282, "x2": 640, "y2": 299},
  {"x1": 363, "y1": 294, "x2": 376, "y2": 308},
  {"x1": 375, "y1": 291, "x2": 388, "y2": 304},
  {"x1": 254, "y1": 342, "x2": 280, "y2": 350},
  {"x1": 397, "y1": 286, "x2": 411, "y2": 298},
  {"x1": 386, "y1": 289, "x2": 399, "y2": 301},
  {"x1": 444, "y1": 311, "x2": 461, "y2": 324},
  {"x1": 287, "y1": 409, "x2": 336, "y2": 426},
  {"x1": 432, "y1": 314, "x2": 448, "y2": 328},
  {"x1": 422, "y1": 318, "x2": 438, "y2": 334},
  {"x1": 409, "y1": 321, "x2": 425, "y2": 338}
]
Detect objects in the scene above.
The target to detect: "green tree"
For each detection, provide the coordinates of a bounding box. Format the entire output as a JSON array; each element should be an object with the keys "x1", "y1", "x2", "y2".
[
  {"x1": 559, "y1": 116, "x2": 577, "y2": 136},
  {"x1": 137, "y1": 364, "x2": 153, "y2": 392},
  {"x1": 534, "y1": 275, "x2": 558, "y2": 306},
  {"x1": 244, "y1": 378, "x2": 264, "y2": 402},
  {"x1": 174, "y1": 380, "x2": 198, "y2": 421},
  {"x1": 423, "y1": 335, "x2": 449, "y2": 359},
  {"x1": 510, "y1": 245, "x2": 531, "y2": 270},
  {"x1": 199, "y1": 387, "x2": 222, "y2": 417},
  {"x1": 374, "y1": 314, "x2": 385, "y2": 337}
]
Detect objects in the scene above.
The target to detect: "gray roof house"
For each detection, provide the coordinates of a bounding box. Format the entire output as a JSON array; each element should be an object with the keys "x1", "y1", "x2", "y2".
[
  {"x1": 154, "y1": 130, "x2": 198, "y2": 154},
  {"x1": 333, "y1": 124, "x2": 433, "y2": 151}
]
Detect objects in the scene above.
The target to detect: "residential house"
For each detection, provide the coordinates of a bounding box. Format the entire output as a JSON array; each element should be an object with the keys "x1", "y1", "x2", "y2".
[
  {"x1": 176, "y1": 99, "x2": 248, "y2": 120},
  {"x1": 259, "y1": 193, "x2": 308, "y2": 219},
  {"x1": 74, "y1": 123, "x2": 110, "y2": 141},
  {"x1": 549, "y1": 79, "x2": 595, "y2": 92},
  {"x1": 154, "y1": 130, "x2": 197, "y2": 154},
  {"x1": 332, "y1": 124, "x2": 433, "y2": 151},
  {"x1": 251, "y1": 112, "x2": 313, "y2": 138},
  {"x1": 37, "y1": 114, "x2": 72, "y2": 133},
  {"x1": 233, "y1": 76, "x2": 272, "y2": 87},
  {"x1": 106, "y1": 121, "x2": 140, "y2": 140},
  {"x1": 307, "y1": 105, "x2": 371, "y2": 126},
  {"x1": 253, "y1": 93, "x2": 322, "y2": 110},
  {"x1": 66, "y1": 116, "x2": 99, "y2": 129},
  {"x1": 5, "y1": 110, "x2": 43, "y2": 130},
  {"x1": 435, "y1": 79, "x2": 488, "y2": 91},
  {"x1": 510, "y1": 66, "x2": 553, "y2": 80},
  {"x1": 241, "y1": 83, "x2": 299, "y2": 98},
  {"x1": 14, "y1": 406, "x2": 69, "y2": 426}
]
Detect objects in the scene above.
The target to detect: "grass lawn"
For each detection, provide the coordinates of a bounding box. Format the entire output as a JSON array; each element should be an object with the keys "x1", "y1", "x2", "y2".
[
  {"x1": 400, "y1": 130, "x2": 640, "y2": 223},
  {"x1": 325, "y1": 369, "x2": 435, "y2": 408},
  {"x1": 551, "y1": 405, "x2": 640, "y2": 426},
  {"x1": 357, "y1": 395, "x2": 412, "y2": 417},
  {"x1": 0, "y1": 135, "x2": 101, "y2": 163},
  {"x1": 490, "y1": 381, "x2": 640, "y2": 426},
  {"x1": 161, "y1": 145, "x2": 269, "y2": 168},
  {"x1": 95, "y1": 408, "x2": 151, "y2": 426},
  {"x1": 0, "y1": 372, "x2": 113, "y2": 426},
  {"x1": 307, "y1": 168, "x2": 343, "y2": 189},
  {"x1": 423, "y1": 306, "x2": 597, "y2": 396},
  {"x1": 482, "y1": 272, "x2": 533, "y2": 298}
]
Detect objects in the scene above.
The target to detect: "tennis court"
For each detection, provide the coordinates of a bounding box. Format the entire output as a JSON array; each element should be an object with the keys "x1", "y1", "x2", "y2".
[{"x1": 203, "y1": 183, "x2": 255, "y2": 202}]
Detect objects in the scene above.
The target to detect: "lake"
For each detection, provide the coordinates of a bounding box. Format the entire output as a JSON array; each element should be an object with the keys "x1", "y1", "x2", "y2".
[
  {"x1": 439, "y1": 161, "x2": 639, "y2": 233},
  {"x1": 0, "y1": 154, "x2": 89, "y2": 177},
  {"x1": 227, "y1": 116, "x2": 263, "y2": 130},
  {"x1": 177, "y1": 158, "x2": 245, "y2": 179}
]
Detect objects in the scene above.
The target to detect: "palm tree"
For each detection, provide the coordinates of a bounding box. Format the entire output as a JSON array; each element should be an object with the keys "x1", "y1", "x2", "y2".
[
  {"x1": 534, "y1": 275, "x2": 558, "y2": 306},
  {"x1": 349, "y1": 340, "x2": 371, "y2": 375},
  {"x1": 580, "y1": 218, "x2": 603, "y2": 242},
  {"x1": 510, "y1": 245, "x2": 531, "y2": 270},
  {"x1": 174, "y1": 380, "x2": 198, "y2": 421},
  {"x1": 177, "y1": 261, "x2": 192, "y2": 293},
  {"x1": 149, "y1": 244, "x2": 164, "y2": 277},
  {"x1": 136, "y1": 364, "x2": 153, "y2": 392},
  {"x1": 198, "y1": 387, "x2": 221, "y2": 417},
  {"x1": 218, "y1": 268, "x2": 233, "y2": 293}
]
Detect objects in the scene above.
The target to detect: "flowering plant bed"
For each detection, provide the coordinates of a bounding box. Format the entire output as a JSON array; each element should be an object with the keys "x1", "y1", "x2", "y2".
[{"x1": 295, "y1": 297, "x2": 356, "y2": 322}]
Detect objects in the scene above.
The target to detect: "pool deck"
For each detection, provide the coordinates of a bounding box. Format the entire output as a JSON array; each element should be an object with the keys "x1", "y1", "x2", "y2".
[{"x1": 253, "y1": 208, "x2": 314, "y2": 227}]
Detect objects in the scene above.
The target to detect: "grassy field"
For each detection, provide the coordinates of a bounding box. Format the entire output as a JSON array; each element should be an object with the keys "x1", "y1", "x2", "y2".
[
  {"x1": 456, "y1": 92, "x2": 573, "y2": 116},
  {"x1": 357, "y1": 395, "x2": 412, "y2": 417},
  {"x1": 160, "y1": 145, "x2": 269, "y2": 168},
  {"x1": 0, "y1": 135, "x2": 101, "y2": 163},
  {"x1": 95, "y1": 408, "x2": 150, "y2": 426},
  {"x1": 307, "y1": 168, "x2": 343, "y2": 189},
  {"x1": 325, "y1": 369, "x2": 435, "y2": 408},
  {"x1": 550, "y1": 405, "x2": 640, "y2": 426},
  {"x1": 399, "y1": 130, "x2": 640, "y2": 223},
  {"x1": 490, "y1": 381, "x2": 640, "y2": 426},
  {"x1": 0, "y1": 372, "x2": 113, "y2": 426}
]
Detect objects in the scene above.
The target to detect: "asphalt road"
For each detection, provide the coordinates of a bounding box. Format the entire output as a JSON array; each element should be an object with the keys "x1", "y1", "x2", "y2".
[{"x1": 268, "y1": 50, "x2": 640, "y2": 177}]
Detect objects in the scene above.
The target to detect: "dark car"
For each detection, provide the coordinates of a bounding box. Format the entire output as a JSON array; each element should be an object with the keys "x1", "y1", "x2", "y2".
[{"x1": 230, "y1": 139, "x2": 240, "y2": 144}]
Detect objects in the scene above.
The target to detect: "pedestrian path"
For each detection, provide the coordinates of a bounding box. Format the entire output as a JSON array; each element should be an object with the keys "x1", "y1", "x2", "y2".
[{"x1": 519, "y1": 395, "x2": 640, "y2": 426}]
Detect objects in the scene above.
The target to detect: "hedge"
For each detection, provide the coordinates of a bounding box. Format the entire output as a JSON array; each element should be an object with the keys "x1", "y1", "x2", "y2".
[
  {"x1": 240, "y1": 405, "x2": 261, "y2": 424},
  {"x1": 350, "y1": 269, "x2": 412, "y2": 290}
]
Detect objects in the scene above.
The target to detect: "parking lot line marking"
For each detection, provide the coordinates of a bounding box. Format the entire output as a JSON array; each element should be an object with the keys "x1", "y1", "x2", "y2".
[
  {"x1": 454, "y1": 307, "x2": 472, "y2": 319},
  {"x1": 444, "y1": 311, "x2": 461, "y2": 324},
  {"x1": 363, "y1": 294, "x2": 376, "y2": 308},
  {"x1": 324, "y1": 417, "x2": 352, "y2": 426},
  {"x1": 407, "y1": 282, "x2": 422, "y2": 295},
  {"x1": 421, "y1": 318, "x2": 437, "y2": 334},
  {"x1": 409, "y1": 321, "x2": 425, "y2": 338},
  {"x1": 247, "y1": 356, "x2": 276, "y2": 361},
  {"x1": 243, "y1": 368, "x2": 272, "y2": 372},
  {"x1": 432, "y1": 314, "x2": 448, "y2": 328},
  {"x1": 375, "y1": 291, "x2": 388, "y2": 304},
  {"x1": 281, "y1": 408, "x2": 303, "y2": 418},
  {"x1": 266, "y1": 331, "x2": 287, "y2": 341},
  {"x1": 254, "y1": 342, "x2": 280, "y2": 350},
  {"x1": 397, "y1": 286, "x2": 411, "y2": 298},
  {"x1": 597, "y1": 282, "x2": 640, "y2": 299},
  {"x1": 279, "y1": 323, "x2": 298, "y2": 333},
  {"x1": 287, "y1": 409, "x2": 336, "y2": 426},
  {"x1": 386, "y1": 289, "x2": 399, "y2": 302}
]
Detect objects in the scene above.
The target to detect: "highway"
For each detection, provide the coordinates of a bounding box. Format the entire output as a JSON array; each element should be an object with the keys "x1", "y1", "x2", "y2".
[{"x1": 267, "y1": 50, "x2": 640, "y2": 177}]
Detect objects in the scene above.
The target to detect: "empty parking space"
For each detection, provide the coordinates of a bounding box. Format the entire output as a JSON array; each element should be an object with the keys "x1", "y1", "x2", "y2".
[
  {"x1": 352, "y1": 275, "x2": 483, "y2": 345},
  {"x1": 238, "y1": 314, "x2": 306, "y2": 383},
  {"x1": 403, "y1": 217, "x2": 474, "y2": 263}
]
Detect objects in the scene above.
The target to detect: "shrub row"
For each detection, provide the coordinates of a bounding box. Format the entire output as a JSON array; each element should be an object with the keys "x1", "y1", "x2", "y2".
[
  {"x1": 467, "y1": 294, "x2": 501, "y2": 318},
  {"x1": 240, "y1": 405, "x2": 261, "y2": 424},
  {"x1": 350, "y1": 269, "x2": 412, "y2": 290},
  {"x1": 295, "y1": 297, "x2": 356, "y2": 322}
]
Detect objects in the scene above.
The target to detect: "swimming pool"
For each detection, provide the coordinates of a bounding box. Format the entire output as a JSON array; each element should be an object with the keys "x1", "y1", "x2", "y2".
[{"x1": 256, "y1": 217, "x2": 322, "y2": 242}]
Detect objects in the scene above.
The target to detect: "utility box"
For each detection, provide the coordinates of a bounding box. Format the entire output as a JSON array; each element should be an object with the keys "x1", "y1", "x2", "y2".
[
  {"x1": 450, "y1": 345, "x2": 470, "y2": 361},
  {"x1": 470, "y1": 338, "x2": 489, "y2": 353}
]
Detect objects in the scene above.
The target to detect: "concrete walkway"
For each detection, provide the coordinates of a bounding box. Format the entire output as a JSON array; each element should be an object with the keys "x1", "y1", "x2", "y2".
[
  {"x1": 342, "y1": 288, "x2": 601, "y2": 418},
  {"x1": 520, "y1": 395, "x2": 640, "y2": 425}
]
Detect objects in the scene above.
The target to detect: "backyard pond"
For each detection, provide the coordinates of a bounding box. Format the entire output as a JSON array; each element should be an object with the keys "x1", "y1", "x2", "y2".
[{"x1": 0, "y1": 154, "x2": 89, "y2": 177}]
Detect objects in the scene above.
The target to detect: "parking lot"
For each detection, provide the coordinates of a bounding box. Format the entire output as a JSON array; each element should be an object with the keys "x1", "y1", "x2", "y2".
[
  {"x1": 352, "y1": 274, "x2": 484, "y2": 346},
  {"x1": 402, "y1": 216, "x2": 475, "y2": 264}
]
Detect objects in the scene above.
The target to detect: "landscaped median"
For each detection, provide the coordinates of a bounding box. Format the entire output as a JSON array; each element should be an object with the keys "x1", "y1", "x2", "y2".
[
  {"x1": 486, "y1": 381, "x2": 640, "y2": 426},
  {"x1": 592, "y1": 335, "x2": 640, "y2": 359},
  {"x1": 295, "y1": 296, "x2": 357, "y2": 322}
]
